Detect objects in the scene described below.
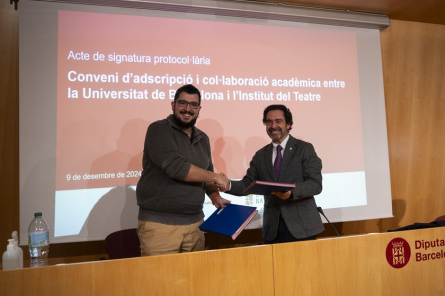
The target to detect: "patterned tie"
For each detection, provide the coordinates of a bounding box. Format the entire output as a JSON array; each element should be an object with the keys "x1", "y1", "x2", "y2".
[{"x1": 273, "y1": 145, "x2": 283, "y2": 179}]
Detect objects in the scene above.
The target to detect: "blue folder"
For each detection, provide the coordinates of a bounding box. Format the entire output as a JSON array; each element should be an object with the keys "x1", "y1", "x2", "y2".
[{"x1": 199, "y1": 204, "x2": 258, "y2": 240}]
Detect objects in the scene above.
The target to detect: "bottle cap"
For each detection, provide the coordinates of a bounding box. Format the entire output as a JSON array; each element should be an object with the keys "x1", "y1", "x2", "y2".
[
  {"x1": 34, "y1": 212, "x2": 42, "y2": 217},
  {"x1": 7, "y1": 239, "x2": 15, "y2": 251}
]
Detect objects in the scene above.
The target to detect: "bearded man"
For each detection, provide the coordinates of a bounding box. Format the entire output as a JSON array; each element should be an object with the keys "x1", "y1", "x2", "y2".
[{"x1": 136, "y1": 84, "x2": 230, "y2": 256}]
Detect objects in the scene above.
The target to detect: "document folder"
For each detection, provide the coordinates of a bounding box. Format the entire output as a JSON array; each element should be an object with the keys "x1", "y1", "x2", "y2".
[
  {"x1": 199, "y1": 204, "x2": 258, "y2": 240},
  {"x1": 242, "y1": 180, "x2": 295, "y2": 195}
]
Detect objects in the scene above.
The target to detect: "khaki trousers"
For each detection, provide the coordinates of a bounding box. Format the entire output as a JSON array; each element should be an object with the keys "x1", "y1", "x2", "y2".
[{"x1": 137, "y1": 220, "x2": 205, "y2": 256}]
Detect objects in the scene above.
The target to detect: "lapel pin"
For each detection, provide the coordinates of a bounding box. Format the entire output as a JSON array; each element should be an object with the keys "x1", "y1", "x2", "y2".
[{"x1": 289, "y1": 147, "x2": 292, "y2": 150}]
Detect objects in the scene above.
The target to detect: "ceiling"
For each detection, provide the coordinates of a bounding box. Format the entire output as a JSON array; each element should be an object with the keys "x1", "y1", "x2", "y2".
[
  {"x1": 236, "y1": 0, "x2": 445, "y2": 25},
  {"x1": 24, "y1": 0, "x2": 445, "y2": 25}
]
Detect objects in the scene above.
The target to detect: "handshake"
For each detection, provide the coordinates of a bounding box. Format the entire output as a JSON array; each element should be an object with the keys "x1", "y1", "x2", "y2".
[{"x1": 214, "y1": 172, "x2": 230, "y2": 192}]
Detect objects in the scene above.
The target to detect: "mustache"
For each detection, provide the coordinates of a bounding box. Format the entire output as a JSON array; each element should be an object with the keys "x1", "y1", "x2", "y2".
[
  {"x1": 180, "y1": 110, "x2": 194, "y2": 116},
  {"x1": 268, "y1": 127, "x2": 282, "y2": 133}
]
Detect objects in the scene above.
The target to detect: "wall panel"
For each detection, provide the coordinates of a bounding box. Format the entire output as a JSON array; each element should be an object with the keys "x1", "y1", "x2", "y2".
[{"x1": 342, "y1": 20, "x2": 445, "y2": 235}]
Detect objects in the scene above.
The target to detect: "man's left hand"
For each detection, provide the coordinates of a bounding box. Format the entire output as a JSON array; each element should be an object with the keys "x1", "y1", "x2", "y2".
[
  {"x1": 271, "y1": 190, "x2": 292, "y2": 200},
  {"x1": 213, "y1": 196, "x2": 231, "y2": 208}
]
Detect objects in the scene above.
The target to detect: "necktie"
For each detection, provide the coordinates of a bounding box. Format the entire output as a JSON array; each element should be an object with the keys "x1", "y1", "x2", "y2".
[{"x1": 273, "y1": 145, "x2": 283, "y2": 179}]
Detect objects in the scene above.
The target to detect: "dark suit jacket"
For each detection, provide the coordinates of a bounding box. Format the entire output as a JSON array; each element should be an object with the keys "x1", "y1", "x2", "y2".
[{"x1": 228, "y1": 135, "x2": 324, "y2": 241}]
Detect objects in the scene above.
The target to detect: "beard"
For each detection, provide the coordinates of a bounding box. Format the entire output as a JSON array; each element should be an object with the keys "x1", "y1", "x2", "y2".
[
  {"x1": 173, "y1": 110, "x2": 198, "y2": 129},
  {"x1": 268, "y1": 127, "x2": 285, "y2": 142},
  {"x1": 268, "y1": 127, "x2": 282, "y2": 136}
]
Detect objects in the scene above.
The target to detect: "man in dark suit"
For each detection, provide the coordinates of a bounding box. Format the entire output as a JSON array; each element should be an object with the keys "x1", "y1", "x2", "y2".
[{"x1": 224, "y1": 104, "x2": 324, "y2": 243}]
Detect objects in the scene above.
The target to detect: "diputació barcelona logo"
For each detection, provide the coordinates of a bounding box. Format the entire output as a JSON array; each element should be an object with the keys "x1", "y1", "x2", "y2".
[{"x1": 386, "y1": 237, "x2": 411, "y2": 268}]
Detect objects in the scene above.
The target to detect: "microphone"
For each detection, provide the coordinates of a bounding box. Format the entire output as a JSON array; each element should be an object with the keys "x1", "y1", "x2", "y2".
[{"x1": 317, "y1": 207, "x2": 340, "y2": 237}]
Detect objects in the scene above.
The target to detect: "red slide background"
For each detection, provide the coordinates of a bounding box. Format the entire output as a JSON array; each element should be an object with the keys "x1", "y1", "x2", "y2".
[{"x1": 56, "y1": 11, "x2": 364, "y2": 190}]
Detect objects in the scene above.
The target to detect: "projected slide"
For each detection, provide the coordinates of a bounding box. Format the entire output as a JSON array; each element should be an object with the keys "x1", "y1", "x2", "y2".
[{"x1": 53, "y1": 10, "x2": 365, "y2": 237}]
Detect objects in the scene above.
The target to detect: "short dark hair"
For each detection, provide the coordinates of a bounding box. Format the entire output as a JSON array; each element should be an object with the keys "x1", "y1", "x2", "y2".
[
  {"x1": 262, "y1": 104, "x2": 293, "y2": 131},
  {"x1": 174, "y1": 84, "x2": 201, "y2": 104}
]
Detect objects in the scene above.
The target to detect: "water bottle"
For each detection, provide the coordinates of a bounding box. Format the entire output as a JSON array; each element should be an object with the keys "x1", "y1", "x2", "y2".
[
  {"x1": 28, "y1": 212, "x2": 50, "y2": 267},
  {"x1": 2, "y1": 239, "x2": 20, "y2": 270}
]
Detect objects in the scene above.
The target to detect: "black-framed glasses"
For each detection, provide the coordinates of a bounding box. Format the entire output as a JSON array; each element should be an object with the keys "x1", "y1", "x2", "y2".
[{"x1": 176, "y1": 100, "x2": 200, "y2": 109}]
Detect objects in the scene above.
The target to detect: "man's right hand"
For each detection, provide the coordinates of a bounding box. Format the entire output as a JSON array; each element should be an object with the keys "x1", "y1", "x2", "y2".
[{"x1": 214, "y1": 172, "x2": 230, "y2": 192}]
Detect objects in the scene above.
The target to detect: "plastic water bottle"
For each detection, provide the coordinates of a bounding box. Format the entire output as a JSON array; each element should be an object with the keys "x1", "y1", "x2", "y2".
[
  {"x1": 2, "y1": 239, "x2": 20, "y2": 270},
  {"x1": 28, "y1": 212, "x2": 50, "y2": 267}
]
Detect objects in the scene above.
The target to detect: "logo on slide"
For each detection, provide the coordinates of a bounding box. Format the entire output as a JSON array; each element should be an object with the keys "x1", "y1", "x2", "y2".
[{"x1": 386, "y1": 237, "x2": 411, "y2": 268}]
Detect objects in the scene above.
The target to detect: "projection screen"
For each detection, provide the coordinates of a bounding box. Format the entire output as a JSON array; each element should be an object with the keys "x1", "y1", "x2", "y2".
[{"x1": 19, "y1": 0, "x2": 392, "y2": 244}]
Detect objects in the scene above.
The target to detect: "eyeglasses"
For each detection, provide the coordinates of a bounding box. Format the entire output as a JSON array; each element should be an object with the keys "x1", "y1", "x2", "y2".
[{"x1": 176, "y1": 100, "x2": 200, "y2": 109}]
